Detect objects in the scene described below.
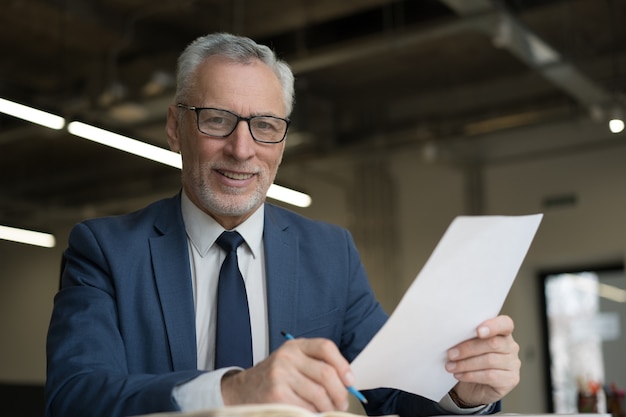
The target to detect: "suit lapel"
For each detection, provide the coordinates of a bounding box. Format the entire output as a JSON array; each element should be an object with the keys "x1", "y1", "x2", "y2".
[
  {"x1": 150, "y1": 196, "x2": 198, "y2": 370},
  {"x1": 264, "y1": 205, "x2": 299, "y2": 352},
  {"x1": 148, "y1": 200, "x2": 300, "y2": 365}
]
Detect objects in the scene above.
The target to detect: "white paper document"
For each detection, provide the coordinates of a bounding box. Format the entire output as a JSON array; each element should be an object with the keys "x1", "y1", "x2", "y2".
[{"x1": 351, "y1": 214, "x2": 543, "y2": 401}]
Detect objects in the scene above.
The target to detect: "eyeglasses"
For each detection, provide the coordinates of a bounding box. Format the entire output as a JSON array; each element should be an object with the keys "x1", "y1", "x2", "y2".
[{"x1": 177, "y1": 104, "x2": 290, "y2": 144}]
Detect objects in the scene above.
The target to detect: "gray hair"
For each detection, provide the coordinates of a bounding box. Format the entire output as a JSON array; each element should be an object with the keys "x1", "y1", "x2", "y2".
[{"x1": 175, "y1": 33, "x2": 295, "y2": 116}]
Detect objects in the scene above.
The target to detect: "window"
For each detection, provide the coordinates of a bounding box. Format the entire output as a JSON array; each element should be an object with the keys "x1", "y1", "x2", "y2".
[{"x1": 540, "y1": 264, "x2": 625, "y2": 413}]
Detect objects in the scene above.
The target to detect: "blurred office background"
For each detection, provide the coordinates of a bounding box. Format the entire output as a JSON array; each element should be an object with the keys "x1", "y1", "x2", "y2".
[{"x1": 1, "y1": 0, "x2": 625, "y2": 415}]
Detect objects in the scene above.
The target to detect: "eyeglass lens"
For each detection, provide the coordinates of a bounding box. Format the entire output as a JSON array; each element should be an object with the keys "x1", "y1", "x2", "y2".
[{"x1": 197, "y1": 108, "x2": 287, "y2": 143}]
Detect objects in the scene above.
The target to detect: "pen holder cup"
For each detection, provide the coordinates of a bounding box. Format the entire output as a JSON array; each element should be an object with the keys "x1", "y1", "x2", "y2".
[{"x1": 578, "y1": 393, "x2": 598, "y2": 413}]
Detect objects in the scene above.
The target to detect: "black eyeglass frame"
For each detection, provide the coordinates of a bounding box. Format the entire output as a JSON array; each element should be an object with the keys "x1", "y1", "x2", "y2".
[{"x1": 177, "y1": 103, "x2": 290, "y2": 144}]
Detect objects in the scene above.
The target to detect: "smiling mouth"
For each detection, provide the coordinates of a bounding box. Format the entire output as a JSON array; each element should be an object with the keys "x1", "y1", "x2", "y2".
[{"x1": 218, "y1": 169, "x2": 255, "y2": 181}]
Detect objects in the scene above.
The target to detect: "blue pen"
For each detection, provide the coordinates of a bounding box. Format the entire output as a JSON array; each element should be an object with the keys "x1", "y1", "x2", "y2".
[{"x1": 281, "y1": 331, "x2": 368, "y2": 404}]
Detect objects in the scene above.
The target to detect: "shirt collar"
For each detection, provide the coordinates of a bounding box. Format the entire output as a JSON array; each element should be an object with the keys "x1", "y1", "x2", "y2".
[{"x1": 180, "y1": 191, "x2": 264, "y2": 258}]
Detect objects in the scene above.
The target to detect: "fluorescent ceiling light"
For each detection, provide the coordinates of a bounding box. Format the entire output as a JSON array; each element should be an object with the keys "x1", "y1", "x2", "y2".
[
  {"x1": 0, "y1": 97, "x2": 65, "y2": 130},
  {"x1": 0, "y1": 225, "x2": 56, "y2": 248},
  {"x1": 68, "y1": 120, "x2": 311, "y2": 207},
  {"x1": 267, "y1": 183, "x2": 312, "y2": 208},
  {"x1": 67, "y1": 121, "x2": 182, "y2": 168}
]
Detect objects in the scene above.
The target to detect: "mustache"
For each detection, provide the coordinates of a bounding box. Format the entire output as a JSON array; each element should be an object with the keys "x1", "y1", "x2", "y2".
[{"x1": 209, "y1": 162, "x2": 261, "y2": 175}]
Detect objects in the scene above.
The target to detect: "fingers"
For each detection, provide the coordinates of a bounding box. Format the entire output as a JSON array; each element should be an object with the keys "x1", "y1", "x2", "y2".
[
  {"x1": 444, "y1": 315, "x2": 521, "y2": 404},
  {"x1": 448, "y1": 315, "x2": 516, "y2": 360},
  {"x1": 285, "y1": 338, "x2": 351, "y2": 410},
  {"x1": 446, "y1": 342, "x2": 520, "y2": 381},
  {"x1": 221, "y1": 337, "x2": 350, "y2": 412},
  {"x1": 452, "y1": 362, "x2": 520, "y2": 389},
  {"x1": 450, "y1": 356, "x2": 521, "y2": 405},
  {"x1": 296, "y1": 338, "x2": 354, "y2": 384},
  {"x1": 476, "y1": 315, "x2": 514, "y2": 339}
]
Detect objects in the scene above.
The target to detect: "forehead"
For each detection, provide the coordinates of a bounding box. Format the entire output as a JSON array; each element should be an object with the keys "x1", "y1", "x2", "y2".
[{"x1": 192, "y1": 55, "x2": 286, "y2": 115}]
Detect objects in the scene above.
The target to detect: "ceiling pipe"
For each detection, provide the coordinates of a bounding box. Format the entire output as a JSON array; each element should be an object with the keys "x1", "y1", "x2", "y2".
[
  {"x1": 288, "y1": 15, "x2": 495, "y2": 74},
  {"x1": 289, "y1": 0, "x2": 613, "y2": 114},
  {"x1": 439, "y1": 0, "x2": 612, "y2": 110}
]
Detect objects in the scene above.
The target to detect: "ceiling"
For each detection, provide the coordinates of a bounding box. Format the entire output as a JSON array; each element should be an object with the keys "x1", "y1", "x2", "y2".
[{"x1": 1, "y1": 0, "x2": 625, "y2": 232}]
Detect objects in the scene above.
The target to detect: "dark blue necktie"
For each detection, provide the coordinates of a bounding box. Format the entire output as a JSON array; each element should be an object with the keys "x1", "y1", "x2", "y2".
[{"x1": 214, "y1": 231, "x2": 253, "y2": 369}]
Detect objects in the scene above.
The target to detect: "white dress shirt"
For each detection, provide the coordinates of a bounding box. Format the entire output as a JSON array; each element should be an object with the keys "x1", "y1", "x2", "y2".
[{"x1": 174, "y1": 191, "x2": 267, "y2": 410}]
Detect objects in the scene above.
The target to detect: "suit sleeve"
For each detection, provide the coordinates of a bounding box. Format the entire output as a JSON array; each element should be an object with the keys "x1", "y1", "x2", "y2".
[{"x1": 45, "y1": 222, "x2": 204, "y2": 417}]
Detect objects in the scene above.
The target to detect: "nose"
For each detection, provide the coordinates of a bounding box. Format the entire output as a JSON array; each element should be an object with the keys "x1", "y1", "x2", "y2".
[{"x1": 224, "y1": 120, "x2": 255, "y2": 160}]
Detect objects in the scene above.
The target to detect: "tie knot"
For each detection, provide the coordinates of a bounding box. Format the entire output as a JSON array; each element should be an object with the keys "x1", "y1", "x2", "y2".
[{"x1": 216, "y1": 231, "x2": 244, "y2": 253}]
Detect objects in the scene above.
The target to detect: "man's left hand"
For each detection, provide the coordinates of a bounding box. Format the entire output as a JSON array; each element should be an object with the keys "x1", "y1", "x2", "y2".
[{"x1": 445, "y1": 314, "x2": 521, "y2": 407}]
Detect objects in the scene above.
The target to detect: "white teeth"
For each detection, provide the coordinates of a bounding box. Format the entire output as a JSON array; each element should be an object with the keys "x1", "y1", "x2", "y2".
[{"x1": 222, "y1": 171, "x2": 253, "y2": 180}]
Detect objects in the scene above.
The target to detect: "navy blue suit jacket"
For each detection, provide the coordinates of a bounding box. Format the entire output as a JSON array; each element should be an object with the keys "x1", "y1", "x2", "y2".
[{"x1": 46, "y1": 194, "x2": 493, "y2": 417}]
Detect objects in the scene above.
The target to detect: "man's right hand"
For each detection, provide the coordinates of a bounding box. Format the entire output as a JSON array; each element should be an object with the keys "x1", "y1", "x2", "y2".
[{"x1": 220, "y1": 337, "x2": 353, "y2": 412}]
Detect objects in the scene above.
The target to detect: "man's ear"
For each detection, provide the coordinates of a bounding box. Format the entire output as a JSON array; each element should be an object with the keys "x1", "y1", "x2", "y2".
[{"x1": 166, "y1": 105, "x2": 181, "y2": 153}]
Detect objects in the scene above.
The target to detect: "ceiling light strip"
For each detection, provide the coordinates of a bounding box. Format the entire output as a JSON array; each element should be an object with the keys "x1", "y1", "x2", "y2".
[
  {"x1": 67, "y1": 121, "x2": 183, "y2": 169},
  {"x1": 267, "y1": 183, "x2": 312, "y2": 208},
  {"x1": 0, "y1": 225, "x2": 56, "y2": 248},
  {"x1": 0, "y1": 98, "x2": 65, "y2": 130}
]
